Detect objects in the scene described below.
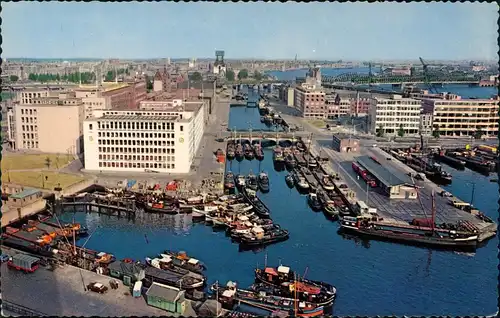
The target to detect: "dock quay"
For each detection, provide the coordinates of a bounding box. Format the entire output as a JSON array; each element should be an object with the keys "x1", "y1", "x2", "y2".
[
  {"x1": 318, "y1": 143, "x2": 497, "y2": 245},
  {"x1": 1, "y1": 250, "x2": 197, "y2": 317}
]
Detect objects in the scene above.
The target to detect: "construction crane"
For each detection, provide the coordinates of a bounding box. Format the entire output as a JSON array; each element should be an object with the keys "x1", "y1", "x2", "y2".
[{"x1": 419, "y1": 57, "x2": 439, "y2": 94}]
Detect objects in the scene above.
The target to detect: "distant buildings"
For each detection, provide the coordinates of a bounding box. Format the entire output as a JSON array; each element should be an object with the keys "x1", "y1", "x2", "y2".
[
  {"x1": 83, "y1": 98, "x2": 206, "y2": 174},
  {"x1": 369, "y1": 95, "x2": 422, "y2": 136}
]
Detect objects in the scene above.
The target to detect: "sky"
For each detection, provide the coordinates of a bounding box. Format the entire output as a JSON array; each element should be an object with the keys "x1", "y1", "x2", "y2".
[{"x1": 2, "y1": 2, "x2": 498, "y2": 60}]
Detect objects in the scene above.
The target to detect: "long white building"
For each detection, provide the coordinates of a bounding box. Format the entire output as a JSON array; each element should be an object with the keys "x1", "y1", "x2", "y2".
[
  {"x1": 369, "y1": 94, "x2": 422, "y2": 136},
  {"x1": 83, "y1": 99, "x2": 206, "y2": 173}
]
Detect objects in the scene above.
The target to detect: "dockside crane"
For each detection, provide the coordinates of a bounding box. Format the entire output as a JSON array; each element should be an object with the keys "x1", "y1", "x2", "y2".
[{"x1": 419, "y1": 57, "x2": 439, "y2": 94}]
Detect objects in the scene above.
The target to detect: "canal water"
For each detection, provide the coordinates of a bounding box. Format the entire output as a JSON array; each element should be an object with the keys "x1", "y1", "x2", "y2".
[{"x1": 60, "y1": 146, "x2": 498, "y2": 316}]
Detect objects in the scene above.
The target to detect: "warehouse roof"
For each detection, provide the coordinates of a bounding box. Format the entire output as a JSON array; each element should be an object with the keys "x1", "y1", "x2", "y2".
[{"x1": 356, "y1": 155, "x2": 412, "y2": 187}]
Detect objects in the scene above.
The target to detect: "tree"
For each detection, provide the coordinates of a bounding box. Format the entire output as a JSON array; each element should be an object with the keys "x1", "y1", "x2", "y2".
[
  {"x1": 9, "y1": 75, "x2": 19, "y2": 82},
  {"x1": 397, "y1": 124, "x2": 405, "y2": 137},
  {"x1": 45, "y1": 156, "x2": 52, "y2": 169},
  {"x1": 432, "y1": 126, "x2": 440, "y2": 139},
  {"x1": 105, "y1": 70, "x2": 114, "y2": 82},
  {"x1": 253, "y1": 70, "x2": 262, "y2": 81},
  {"x1": 146, "y1": 76, "x2": 153, "y2": 91},
  {"x1": 376, "y1": 124, "x2": 384, "y2": 137},
  {"x1": 225, "y1": 69, "x2": 235, "y2": 82},
  {"x1": 473, "y1": 127, "x2": 484, "y2": 140},
  {"x1": 189, "y1": 72, "x2": 202, "y2": 81},
  {"x1": 238, "y1": 69, "x2": 249, "y2": 80}
]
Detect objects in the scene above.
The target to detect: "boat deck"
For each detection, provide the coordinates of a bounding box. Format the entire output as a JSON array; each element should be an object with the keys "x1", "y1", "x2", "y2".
[{"x1": 1, "y1": 250, "x2": 197, "y2": 317}]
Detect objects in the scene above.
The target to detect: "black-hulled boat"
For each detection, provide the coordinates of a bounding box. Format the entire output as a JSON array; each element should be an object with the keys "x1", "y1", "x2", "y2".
[
  {"x1": 273, "y1": 147, "x2": 285, "y2": 165},
  {"x1": 246, "y1": 172, "x2": 258, "y2": 191},
  {"x1": 161, "y1": 250, "x2": 207, "y2": 273},
  {"x1": 296, "y1": 141, "x2": 306, "y2": 152},
  {"x1": 242, "y1": 187, "x2": 270, "y2": 218},
  {"x1": 227, "y1": 143, "x2": 236, "y2": 160},
  {"x1": 239, "y1": 228, "x2": 289, "y2": 248},
  {"x1": 433, "y1": 151, "x2": 465, "y2": 170},
  {"x1": 258, "y1": 172, "x2": 270, "y2": 193},
  {"x1": 307, "y1": 193, "x2": 322, "y2": 211},
  {"x1": 144, "y1": 259, "x2": 206, "y2": 289},
  {"x1": 285, "y1": 174, "x2": 295, "y2": 188},
  {"x1": 225, "y1": 172, "x2": 236, "y2": 193},
  {"x1": 285, "y1": 154, "x2": 297, "y2": 170},
  {"x1": 293, "y1": 171, "x2": 310, "y2": 193},
  {"x1": 235, "y1": 144, "x2": 244, "y2": 161},
  {"x1": 254, "y1": 144, "x2": 264, "y2": 161},
  {"x1": 244, "y1": 144, "x2": 255, "y2": 160},
  {"x1": 254, "y1": 265, "x2": 337, "y2": 306}
]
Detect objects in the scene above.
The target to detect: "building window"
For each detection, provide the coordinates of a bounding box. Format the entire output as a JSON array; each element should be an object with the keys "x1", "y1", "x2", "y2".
[
  {"x1": 180, "y1": 125, "x2": 184, "y2": 132},
  {"x1": 89, "y1": 124, "x2": 93, "y2": 130}
]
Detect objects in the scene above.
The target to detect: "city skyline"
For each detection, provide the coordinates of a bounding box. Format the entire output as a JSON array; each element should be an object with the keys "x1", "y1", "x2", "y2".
[{"x1": 2, "y1": 2, "x2": 498, "y2": 60}]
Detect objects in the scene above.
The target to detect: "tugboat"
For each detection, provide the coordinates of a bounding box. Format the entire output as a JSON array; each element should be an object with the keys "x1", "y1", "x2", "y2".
[
  {"x1": 253, "y1": 143, "x2": 264, "y2": 161},
  {"x1": 254, "y1": 265, "x2": 337, "y2": 306},
  {"x1": 244, "y1": 144, "x2": 255, "y2": 160},
  {"x1": 285, "y1": 154, "x2": 297, "y2": 170},
  {"x1": 273, "y1": 147, "x2": 285, "y2": 167},
  {"x1": 227, "y1": 143, "x2": 236, "y2": 160},
  {"x1": 293, "y1": 171, "x2": 310, "y2": 193},
  {"x1": 307, "y1": 193, "x2": 322, "y2": 211},
  {"x1": 285, "y1": 174, "x2": 295, "y2": 188},
  {"x1": 258, "y1": 172, "x2": 270, "y2": 193},
  {"x1": 235, "y1": 144, "x2": 244, "y2": 161},
  {"x1": 246, "y1": 172, "x2": 259, "y2": 191},
  {"x1": 225, "y1": 172, "x2": 236, "y2": 193}
]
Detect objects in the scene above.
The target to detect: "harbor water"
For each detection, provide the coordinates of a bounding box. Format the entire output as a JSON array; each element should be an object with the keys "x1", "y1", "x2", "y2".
[
  {"x1": 57, "y1": 72, "x2": 497, "y2": 316},
  {"x1": 60, "y1": 148, "x2": 498, "y2": 316}
]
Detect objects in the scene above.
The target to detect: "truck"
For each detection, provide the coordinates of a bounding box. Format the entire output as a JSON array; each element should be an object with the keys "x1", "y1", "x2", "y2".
[
  {"x1": 133, "y1": 281, "x2": 143, "y2": 298},
  {"x1": 7, "y1": 254, "x2": 40, "y2": 273}
]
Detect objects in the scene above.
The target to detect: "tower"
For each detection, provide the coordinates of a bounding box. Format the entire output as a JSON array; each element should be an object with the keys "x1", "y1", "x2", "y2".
[{"x1": 213, "y1": 50, "x2": 226, "y2": 75}]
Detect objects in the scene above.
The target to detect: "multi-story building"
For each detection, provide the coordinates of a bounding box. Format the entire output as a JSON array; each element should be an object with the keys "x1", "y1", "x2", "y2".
[
  {"x1": 76, "y1": 81, "x2": 147, "y2": 111},
  {"x1": 284, "y1": 87, "x2": 294, "y2": 107},
  {"x1": 422, "y1": 95, "x2": 499, "y2": 138},
  {"x1": 420, "y1": 112, "x2": 433, "y2": 136},
  {"x1": 294, "y1": 83, "x2": 326, "y2": 119},
  {"x1": 326, "y1": 95, "x2": 350, "y2": 119},
  {"x1": 14, "y1": 96, "x2": 85, "y2": 154},
  {"x1": 349, "y1": 96, "x2": 371, "y2": 117},
  {"x1": 83, "y1": 99, "x2": 206, "y2": 174},
  {"x1": 369, "y1": 95, "x2": 422, "y2": 136}
]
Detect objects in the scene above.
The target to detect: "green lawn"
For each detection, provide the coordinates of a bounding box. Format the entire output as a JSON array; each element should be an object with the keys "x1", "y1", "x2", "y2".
[
  {"x1": 3, "y1": 171, "x2": 86, "y2": 190},
  {"x1": 2, "y1": 153, "x2": 73, "y2": 171}
]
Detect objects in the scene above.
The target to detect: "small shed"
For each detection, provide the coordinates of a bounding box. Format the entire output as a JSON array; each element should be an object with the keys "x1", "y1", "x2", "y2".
[
  {"x1": 7, "y1": 188, "x2": 43, "y2": 207},
  {"x1": 145, "y1": 282, "x2": 187, "y2": 315},
  {"x1": 107, "y1": 261, "x2": 145, "y2": 285}
]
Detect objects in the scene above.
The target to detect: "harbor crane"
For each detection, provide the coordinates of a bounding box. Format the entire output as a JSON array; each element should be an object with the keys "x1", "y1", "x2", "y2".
[{"x1": 419, "y1": 57, "x2": 439, "y2": 94}]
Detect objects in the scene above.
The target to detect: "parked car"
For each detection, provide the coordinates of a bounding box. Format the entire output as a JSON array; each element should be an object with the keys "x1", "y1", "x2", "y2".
[
  {"x1": 87, "y1": 282, "x2": 109, "y2": 294},
  {"x1": 0, "y1": 254, "x2": 10, "y2": 263}
]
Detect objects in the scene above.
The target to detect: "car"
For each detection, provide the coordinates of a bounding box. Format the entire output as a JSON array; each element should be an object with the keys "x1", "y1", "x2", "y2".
[
  {"x1": 87, "y1": 282, "x2": 109, "y2": 294},
  {"x1": 0, "y1": 254, "x2": 10, "y2": 263}
]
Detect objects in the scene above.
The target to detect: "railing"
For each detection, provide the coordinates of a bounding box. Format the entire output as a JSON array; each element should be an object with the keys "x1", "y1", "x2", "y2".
[{"x1": 1, "y1": 300, "x2": 48, "y2": 317}]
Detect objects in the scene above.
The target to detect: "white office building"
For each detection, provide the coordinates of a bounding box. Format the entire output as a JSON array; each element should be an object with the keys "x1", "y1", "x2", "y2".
[
  {"x1": 369, "y1": 95, "x2": 422, "y2": 136},
  {"x1": 83, "y1": 99, "x2": 206, "y2": 173}
]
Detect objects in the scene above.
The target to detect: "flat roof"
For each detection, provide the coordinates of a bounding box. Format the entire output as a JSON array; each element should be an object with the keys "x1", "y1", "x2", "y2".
[
  {"x1": 76, "y1": 83, "x2": 129, "y2": 93},
  {"x1": 356, "y1": 155, "x2": 412, "y2": 187},
  {"x1": 10, "y1": 188, "x2": 41, "y2": 199}
]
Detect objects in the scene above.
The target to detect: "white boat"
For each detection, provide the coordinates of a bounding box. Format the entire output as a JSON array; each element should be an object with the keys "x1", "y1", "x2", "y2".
[{"x1": 192, "y1": 205, "x2": 219, "y2": 218}]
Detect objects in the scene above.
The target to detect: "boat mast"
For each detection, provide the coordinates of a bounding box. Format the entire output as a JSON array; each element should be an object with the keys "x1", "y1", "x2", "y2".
[
  {"x1": 431, "y1": 191, "x2": 435, "y2": 234},
  {"x1": 215, "y1": 280, "x2": 220, "y2": 317},
  {"x1": 294, "y1": 273, "x2": 298, "y2": 317}
]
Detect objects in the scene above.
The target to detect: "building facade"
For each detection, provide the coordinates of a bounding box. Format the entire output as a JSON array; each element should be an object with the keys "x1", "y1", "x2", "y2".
[
  {"x1": 326, "y1": 96, "x2": 350, "y2": 119},
  {"x1": 14, "y1": 97, "x2": 85, "y2": 154},
  {"x1": 294, "y1": 83, "x2": 326, "y2": 119},
  {"x1": 422, "y1": 95, "x2": 499, "y2": 137},
  {"x1": 369, "y1": 95, "x2": 422, "y2": 136},
  {"x1": 83, "y1": 99, "x2": 205, "y2": 174},
  {"x1": 419, "y1": 112, "x2": 433, "y2": 136},
  {"x1": 350, "y1": 97, "x2": 371, "y2": 117}
]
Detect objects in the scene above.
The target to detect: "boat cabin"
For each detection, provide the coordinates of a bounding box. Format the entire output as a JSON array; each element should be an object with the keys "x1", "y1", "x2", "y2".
[{"x1": 251, "y1": 227, "x2": 264, "y2": 239}]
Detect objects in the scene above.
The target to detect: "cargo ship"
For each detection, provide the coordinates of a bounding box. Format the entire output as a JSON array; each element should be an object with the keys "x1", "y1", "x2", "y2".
[{"x1": 433, "y1": 151, "x2": 465, "y2": 170}]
